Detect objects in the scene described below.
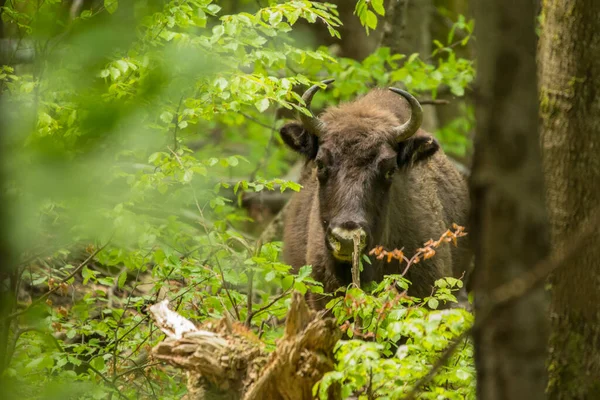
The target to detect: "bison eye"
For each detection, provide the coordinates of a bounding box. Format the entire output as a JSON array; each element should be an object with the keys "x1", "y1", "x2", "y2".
[
  {"x1": 315, "y1": 159, "x2": 328, "y2": 180},
  {"x1": 384, "y1": 167, "x2": 397, "y2": 181}
]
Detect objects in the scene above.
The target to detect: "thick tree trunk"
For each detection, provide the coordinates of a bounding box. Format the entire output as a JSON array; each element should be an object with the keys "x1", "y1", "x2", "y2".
[
  {"x1": 470, "y1": 1, "x2": 550, "y2": 399},
  {"x1": 539, "y1": 1, "x2": 600, "y2": 398}
]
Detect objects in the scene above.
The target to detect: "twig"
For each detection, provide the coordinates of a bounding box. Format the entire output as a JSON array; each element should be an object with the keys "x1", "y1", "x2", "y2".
[
  {"x1": 352, "y1": 232, "x2": 363, "y2": 330},
  {"x1": 172, "y1": 95, "x2": 184, "y2": 151},
  {"x1": 245, "y1": 240, "x2": 263, "y2": 327},
  {"x1": 351, "y1": 232, "x2": 361, "y2": 288},
  {"x1": 418, "y1": 99, "x2": 450, "y2": 106},
  {"x1": 240, "y1": 112, "x2": 277, "y2": 132},
  {"x1": 246, "y1": 287, "x2": 293, "y2": 324},
  {"x1": 114, "y1": 362, "x2": 162, "y2": 380},
  {"x1": 4, "y1": 242, "x2": 109, "y2": 321}
]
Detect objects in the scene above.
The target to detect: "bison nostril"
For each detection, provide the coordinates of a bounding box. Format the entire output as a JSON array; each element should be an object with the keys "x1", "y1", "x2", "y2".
[{"x1": 338, "y1": 220, "x2": 364, "y2": 231}]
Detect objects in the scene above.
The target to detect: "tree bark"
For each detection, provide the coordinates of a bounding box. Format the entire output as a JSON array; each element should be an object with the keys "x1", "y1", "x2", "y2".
[
  {"x1": 149, "y1": 292, "x2": 341, "y2": 400},
  {"x1": 539, "y1": 1, "x2": 600, "y2": 398},
  {"x1": 470, "y1": 0, "x2": 550, "y2": 399}
]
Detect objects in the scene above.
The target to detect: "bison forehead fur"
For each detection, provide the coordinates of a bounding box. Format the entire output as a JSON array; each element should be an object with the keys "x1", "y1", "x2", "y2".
[{"x1": 280, "y1": 87, "x2": 472, "y2": 310}]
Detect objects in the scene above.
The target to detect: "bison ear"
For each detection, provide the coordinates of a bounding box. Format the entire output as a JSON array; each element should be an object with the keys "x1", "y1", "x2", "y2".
[
  {"x1": 279, "y1": 121, "x2": 319, "y2": 159},
  {"x1": 397, "y1": 135, "x2": 440, "y2": 168}
]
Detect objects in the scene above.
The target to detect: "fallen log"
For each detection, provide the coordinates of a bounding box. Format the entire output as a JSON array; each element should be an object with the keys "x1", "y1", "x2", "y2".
[{"x1": 149, "y1": 292, "x2": 341, "y2": 400}]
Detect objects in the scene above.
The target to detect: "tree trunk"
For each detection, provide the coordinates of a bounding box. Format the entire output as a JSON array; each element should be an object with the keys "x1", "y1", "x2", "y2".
[
  {"x1": 0, "y1": 52, "x2": 16, "y2": 374},
  {"x1": 470, "y1": 0, "x2": 550, "y2": 399},
  {"x1": 539, "y1": 1, "x2": 600, "y2": 398}
]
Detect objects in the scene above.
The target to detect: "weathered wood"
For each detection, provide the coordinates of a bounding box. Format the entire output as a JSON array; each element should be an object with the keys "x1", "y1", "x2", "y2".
[{"x1": 149, "y1": 292, "x2": 341, "y2": 400}]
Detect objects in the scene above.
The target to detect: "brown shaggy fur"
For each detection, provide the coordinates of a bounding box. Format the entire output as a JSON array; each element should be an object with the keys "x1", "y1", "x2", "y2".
[{"x1": 280, "y1": 89, "x2": 471, "y2": 310}]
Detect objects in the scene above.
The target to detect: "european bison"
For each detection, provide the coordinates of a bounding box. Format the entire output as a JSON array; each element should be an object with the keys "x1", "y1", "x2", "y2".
[{"x1": 280, "y1": 80, "x2": 472, "y2": 309}]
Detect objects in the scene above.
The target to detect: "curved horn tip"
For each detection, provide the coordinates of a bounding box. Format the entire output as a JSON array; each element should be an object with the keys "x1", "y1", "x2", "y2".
[
  {"x1": 388, "y1": 87, "x2": 424, "y2": 142},
  {"x1": 388, "y1": 87, "x2": 423, "y2": 111},
  {"x1": 322, "y1": 78, "x2": 335, "y2": 85},
  {"x1": 388, "y1": 87, "x2": 413, "y2": 97}
]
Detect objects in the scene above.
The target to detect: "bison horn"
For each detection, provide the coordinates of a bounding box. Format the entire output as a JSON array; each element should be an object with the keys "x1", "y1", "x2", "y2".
[
  {"x1": 299, "y1": 79, "x2": 334, "y2": 137},
  {"x1": 389, "y1": 87, "x2": 424, "y2": 142}
]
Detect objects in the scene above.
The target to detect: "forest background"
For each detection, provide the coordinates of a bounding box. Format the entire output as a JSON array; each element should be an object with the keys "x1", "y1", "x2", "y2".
[{"x1": 1, "y1": 0, "x2": 597, "y2": 399}]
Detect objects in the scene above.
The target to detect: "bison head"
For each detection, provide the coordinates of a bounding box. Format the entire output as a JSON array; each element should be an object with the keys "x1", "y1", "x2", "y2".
[{"x1": 280, "y1": 80, "x2": 439, "y2": 262}]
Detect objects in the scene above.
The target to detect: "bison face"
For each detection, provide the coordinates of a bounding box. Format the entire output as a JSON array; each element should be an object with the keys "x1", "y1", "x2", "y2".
[
  {"x1": 280, "y1": 82, "x2": 435, "y2": 262},
  {"x1": 280, "y1": 121, "x2": 439, "y2": 262}
]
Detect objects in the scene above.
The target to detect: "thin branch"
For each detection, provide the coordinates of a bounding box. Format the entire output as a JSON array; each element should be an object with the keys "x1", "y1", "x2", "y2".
[
  {"x1": 418, "y1": 99, "x2": 450, "y2": 106},
  {"x1": 240, "y1": 112, "x2": 277, "y2": 131},
  {"x1": 245, "y1": 240, "x2": 264, "y2": 327},
  {"x1": 249, "y1": 114, "x2": 278, "y2": 181},
  {"x1": 246, "y1": 287, "x2": 293, "y2": 324},
  {"x1": 172, "y1": 95, "x2": 184, "y2": 151},
  {"x1": 114, "y1": 361, "x2": 162, "y2": 380}
]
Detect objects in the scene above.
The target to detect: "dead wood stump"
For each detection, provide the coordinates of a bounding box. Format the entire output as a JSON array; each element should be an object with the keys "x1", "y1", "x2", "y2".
[{"x1": 149, "y1": 292, "x2": 341, "y2": 400}]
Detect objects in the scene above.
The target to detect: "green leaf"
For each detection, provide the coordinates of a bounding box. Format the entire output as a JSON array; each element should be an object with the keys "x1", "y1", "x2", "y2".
[
  {"x1": 297, "y1": 265, "x2": 312, "y2": 281},
  {"x1": 372, "y1": 0, "x2": 385, "y2": 16},
  {"x1": 428, "y1": 298, "x2": 439, "y2": 309},
  {"x1": 160, "y1": 111, "x2": 173, "y2": 124},
  {"x1": 366, "y1": 10, "x2": 378, "y2": 30},
  {"x1": 183, "y1": 170, "x2": 193, "y2": 183},
  {"x1": 213, "y1": 25, "x2": 225, "y2": 39},
  {"x1": 264, "y1": 270, "x2": 277, "y2": 282},
  {"x1": 207, "y1": 4, "x2": 221, "y2": 14},
  {"x1": 214, "y1": 77, "x2": 228, "y2": 90},
  {"x1": 89, "y1": 356, "x2": 105, "y2": 372},
  {"x1": 456, "y1": 368, "x2": 471, "y2": 381},
  {"x1": 227, "y1": 156, "x2": 239, "y2": 167},
  {"x1": 115, "y1": 60, "x2": 128, "y2": 73},
  {"x1": 109, "y1": 67, "x2": 121, "y2": 80},
  {"x1": 269, "y1": 11, "x2": 283, "y2": 26},
  {"x1": 104, "y1": 0, "x2": 118, "y2": 14},
  {"x1": 117, "y1": 271, "x2": 127, "y2": 289},
  {"x1": 255, "y1": 98, "x2": 270, "y2": 112},
  {"x1": 26, "y1": 355, "x2": 54, "y2": 370},
  {"x1": 82, "y1": 266, "x2": 94, "y2": 285}
]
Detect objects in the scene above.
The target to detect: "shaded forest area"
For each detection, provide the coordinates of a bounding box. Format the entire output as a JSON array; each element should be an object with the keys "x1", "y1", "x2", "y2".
[{"x1": 0, "y1": 0, "x2": 598, "y2": 399}]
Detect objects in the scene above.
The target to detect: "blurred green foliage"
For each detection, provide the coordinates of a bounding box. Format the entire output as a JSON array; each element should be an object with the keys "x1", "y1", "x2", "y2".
[{"x1": 0, "y1": 0, "x2": 475, "y2": 399}]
